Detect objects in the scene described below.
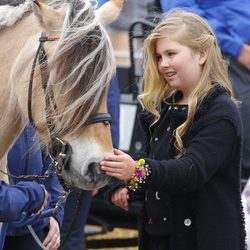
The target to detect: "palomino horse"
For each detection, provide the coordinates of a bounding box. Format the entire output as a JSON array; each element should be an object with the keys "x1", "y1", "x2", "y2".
[{"x1": 0, "y1": 0, "x2": 125, "y2": 190}]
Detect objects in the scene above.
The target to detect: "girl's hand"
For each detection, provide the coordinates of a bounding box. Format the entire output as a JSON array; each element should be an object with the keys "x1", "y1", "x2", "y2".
[
  {"x1": 111, "y1": 187, "x2": 130, "y2": 211},
  {"x1": 100, "y1": 148, "x2": 136, "y2": 180},
  {"x1": 43, "y1": 217, "x2": 60, "y2": 250}
]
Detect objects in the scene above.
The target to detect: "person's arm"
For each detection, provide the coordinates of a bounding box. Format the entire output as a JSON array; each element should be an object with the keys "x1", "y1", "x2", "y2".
[
  {"x1": 0, "y1": 180, "x2": 47, "y2": 222},
  {"x1": 160, "y1": 0, "x2": 204, "y2": 16},
  {"x1": 101, "y1": 117, "x2": 238, "y2": 194},
  {"x1": 161, "y1": 1, "x2": 250, "y2": 66}
]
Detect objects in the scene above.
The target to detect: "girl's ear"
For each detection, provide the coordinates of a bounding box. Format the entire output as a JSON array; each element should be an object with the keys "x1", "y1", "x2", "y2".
[{"x1": 199, "y1": 48, "x2": 208, "y2": 65}]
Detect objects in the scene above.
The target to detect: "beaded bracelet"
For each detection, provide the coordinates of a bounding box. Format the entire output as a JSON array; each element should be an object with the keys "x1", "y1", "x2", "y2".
[{"x1": 127, "y1": 158, "x2": 151, "y2": 191}]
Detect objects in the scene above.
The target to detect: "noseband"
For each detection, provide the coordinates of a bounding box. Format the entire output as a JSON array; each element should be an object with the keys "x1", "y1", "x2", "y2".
[{"x1": 28, "y1": 33, "x2": 112, "y2": 183}]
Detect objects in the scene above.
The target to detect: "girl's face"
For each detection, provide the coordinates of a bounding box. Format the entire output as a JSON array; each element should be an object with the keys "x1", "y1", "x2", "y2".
[{"x1": 156, "y1": 36, "x2": 207, "y2": 98}]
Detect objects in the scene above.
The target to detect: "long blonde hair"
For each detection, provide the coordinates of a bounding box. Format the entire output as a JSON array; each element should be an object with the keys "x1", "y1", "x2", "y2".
[{"x1": 138, "y1": 9, "x2": 233, "y2": 155}]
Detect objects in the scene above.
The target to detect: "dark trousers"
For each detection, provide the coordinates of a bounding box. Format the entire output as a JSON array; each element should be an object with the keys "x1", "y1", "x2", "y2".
[
  {"x1": 60, "y1": 190, "x2": 92, "y2": 250},
  {"x1": 3, "y1": 228, "x2": 47, "y2": 250},
  {"x1": 228, "y1": 57, "x2": 250, "y2": 177}
]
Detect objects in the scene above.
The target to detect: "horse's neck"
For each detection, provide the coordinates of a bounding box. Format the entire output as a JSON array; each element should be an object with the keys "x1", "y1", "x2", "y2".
[{"x1": 0, "y1": 14, "x2": 40, "y2": 168}]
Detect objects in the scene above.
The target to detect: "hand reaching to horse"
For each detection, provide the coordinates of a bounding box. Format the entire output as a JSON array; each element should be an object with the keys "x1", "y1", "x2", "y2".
[
  {"x1": 43, "y1": 217, "x2": 60, "y2": 250},
  {"x1": 100, "y1": 149, "x2": 136, "y2": 180}
]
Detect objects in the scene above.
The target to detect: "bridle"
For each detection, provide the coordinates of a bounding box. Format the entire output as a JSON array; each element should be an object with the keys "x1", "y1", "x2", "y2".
[
  {"x1": 0, "y1": 33, "x2": 114, "y2": 248},
  {"x1": 0, "y1": 32, "x2": 113, "y2": 220},
  {"x1": 25, "y1": 33, "x2": 113, "y2": 249},
  {"x1": 27, "y1": 33, "x2": 112, "y2": 188}
]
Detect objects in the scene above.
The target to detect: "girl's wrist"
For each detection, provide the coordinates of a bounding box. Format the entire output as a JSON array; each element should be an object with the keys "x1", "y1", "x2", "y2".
[{"x1": 126, "y1": 159, "x2": 151, "y2": 191}]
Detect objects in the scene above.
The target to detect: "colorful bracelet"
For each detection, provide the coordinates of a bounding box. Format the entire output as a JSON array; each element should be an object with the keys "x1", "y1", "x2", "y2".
[{"x1": 127, "y1": 159, "x2": 151, "y2": 191}]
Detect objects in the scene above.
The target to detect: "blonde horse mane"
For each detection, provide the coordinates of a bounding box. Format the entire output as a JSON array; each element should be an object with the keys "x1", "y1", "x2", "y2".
[
  {"x1": 46, "y1": 0, "x2": 116, "y2": 137},
  {"x1": 6, "y1": 0, "x2": 116, "y2": 137}
]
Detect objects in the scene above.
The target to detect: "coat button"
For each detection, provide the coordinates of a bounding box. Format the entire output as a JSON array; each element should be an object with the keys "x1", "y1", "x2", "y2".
[
  {"x1": 155, "y1": 191, "x2": 160, "y2": 200},
  {"x1": 163, "y1": 217, "x2": 167, "y2": 222},
  {"x1": 167, "y1": 126, "x2": 170, "y2": 132},
  {"x1": 184, "y1": 218, "x2": 192, "y2": 226},
  {"x1": 154, "y1": 137, "x2": 158, "y2": 142}
]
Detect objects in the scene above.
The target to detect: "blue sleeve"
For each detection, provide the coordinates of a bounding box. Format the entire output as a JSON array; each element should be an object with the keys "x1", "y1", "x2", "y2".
[
  {"x1": 160, "y1": 0, "x2": 250, "y2": 58},
  {"x1": 98, "y1": 0, "x2": 106, "y2": 8},
  {"x1": 42, "y1": 155, "x2": 65, "y2": 228},
  {"x1": 107, "y1": 76, "x2": 120, "y2": 148},
  {"x1": 0, "y1": 180, "x2": 45, "y2": 222},
  {"x1": 160, "y1": 0, "x2": 204, "y2": 16},
  {"x1": 222, "y1": 3, "x2": 250, "y2": 57}
]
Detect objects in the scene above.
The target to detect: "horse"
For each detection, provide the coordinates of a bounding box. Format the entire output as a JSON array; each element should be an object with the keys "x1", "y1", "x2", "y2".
[{"x1": 0, "y1": 0, "x2": 125, "y2": 190}]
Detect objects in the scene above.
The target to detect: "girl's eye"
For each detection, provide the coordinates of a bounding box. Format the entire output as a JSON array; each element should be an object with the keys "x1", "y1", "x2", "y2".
[
  {"x1": 156, "y1": 55, "x2": 162, "y2": 61},
  {"x1": 168, "y1": 52, "x2": 175, "y2": 56}
]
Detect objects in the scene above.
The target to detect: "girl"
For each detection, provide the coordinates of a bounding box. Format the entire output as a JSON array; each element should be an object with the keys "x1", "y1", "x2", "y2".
[{"x1": 100, "y1": 9, "x2": 245, "y2": 250}]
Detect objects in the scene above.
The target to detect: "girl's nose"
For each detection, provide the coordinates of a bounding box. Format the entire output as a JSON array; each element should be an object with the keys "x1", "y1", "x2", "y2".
[{"x1": 160, "y1": 57, "x2": 169, "y2": 68}]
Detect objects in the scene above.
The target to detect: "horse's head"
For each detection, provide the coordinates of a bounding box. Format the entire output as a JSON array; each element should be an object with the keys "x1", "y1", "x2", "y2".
[{"x1": 25, "y1": 0, "x2": 125, "y2": 190}]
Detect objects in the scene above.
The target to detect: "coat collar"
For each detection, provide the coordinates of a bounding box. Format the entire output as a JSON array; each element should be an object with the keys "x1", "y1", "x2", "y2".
[
  {"x1": 139, "y1": 83, "x2": 227, "y2": 128},
  {"x1": 193, "y1": 84, "x2": 227, "y2": 121}
]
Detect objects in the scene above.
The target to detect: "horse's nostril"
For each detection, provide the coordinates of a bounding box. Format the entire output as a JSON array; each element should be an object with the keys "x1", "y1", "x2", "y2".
[{"x1": 87, "y1": 162, "x2": 99, "y2": 182}]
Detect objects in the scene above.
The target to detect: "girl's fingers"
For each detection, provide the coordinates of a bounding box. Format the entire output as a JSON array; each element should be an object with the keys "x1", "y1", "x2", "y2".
[
  {"x1": 103, "y1": 154, "x2": 125, "y2": 162},
  {"x1": 100, "y1": 160, "x2": 123, "y2": 169},
  {"x1": 111, "y1": 188, "x2": 129, "y2": 210},
  {"x1": 120, "y1": 191, "x2": 129, "y2": 210},
  {"x1": 113, "y1": 148, "x2": 127, "y2": 155}
]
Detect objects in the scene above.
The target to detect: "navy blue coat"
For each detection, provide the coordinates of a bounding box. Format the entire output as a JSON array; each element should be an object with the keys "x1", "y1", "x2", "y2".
[
  {"x1": 0, "y1": 180, "x2": 45, "y2": 222},
  {"x1": 6, "y1": 126, "x2": 64, "y2": 236}
]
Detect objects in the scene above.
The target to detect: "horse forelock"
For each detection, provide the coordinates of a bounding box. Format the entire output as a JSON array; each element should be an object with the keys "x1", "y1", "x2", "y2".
[{"x1": 46, "y1": 0, "x2": 115, "y2": 136}]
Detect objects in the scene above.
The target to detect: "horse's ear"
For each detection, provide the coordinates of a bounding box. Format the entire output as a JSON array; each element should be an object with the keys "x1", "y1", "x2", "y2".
[
  {"x1": 96, "y1": 0, "x2": 126, "y2": 25},
  {"x1": 32, "y1": 0, "x2": 65, "y2": 34}
]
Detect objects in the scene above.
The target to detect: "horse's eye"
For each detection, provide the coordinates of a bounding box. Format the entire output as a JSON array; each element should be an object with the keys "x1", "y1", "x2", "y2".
[{"x1": 49, "y1": 137, "x2": 66, "y2": 159}]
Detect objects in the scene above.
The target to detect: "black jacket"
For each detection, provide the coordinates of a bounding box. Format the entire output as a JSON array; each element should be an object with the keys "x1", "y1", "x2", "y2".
[{"x1": 137, "y1": 85, "x2": 245, "y2": 250}]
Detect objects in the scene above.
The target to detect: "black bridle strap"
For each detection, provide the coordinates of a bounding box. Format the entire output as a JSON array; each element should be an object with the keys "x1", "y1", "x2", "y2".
[
  {"x1": 85, "y1": 112, "x2": 112, "y2": 125},
  {"x1": 28, "y1": 33, "x2": 59, "y2": 132},
  {"x1": 38, "y1": 38, "x2": 57, "y2": 133},
  {"x1": 28, "y1": 42, "x2": 41, "y2": 128}
]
